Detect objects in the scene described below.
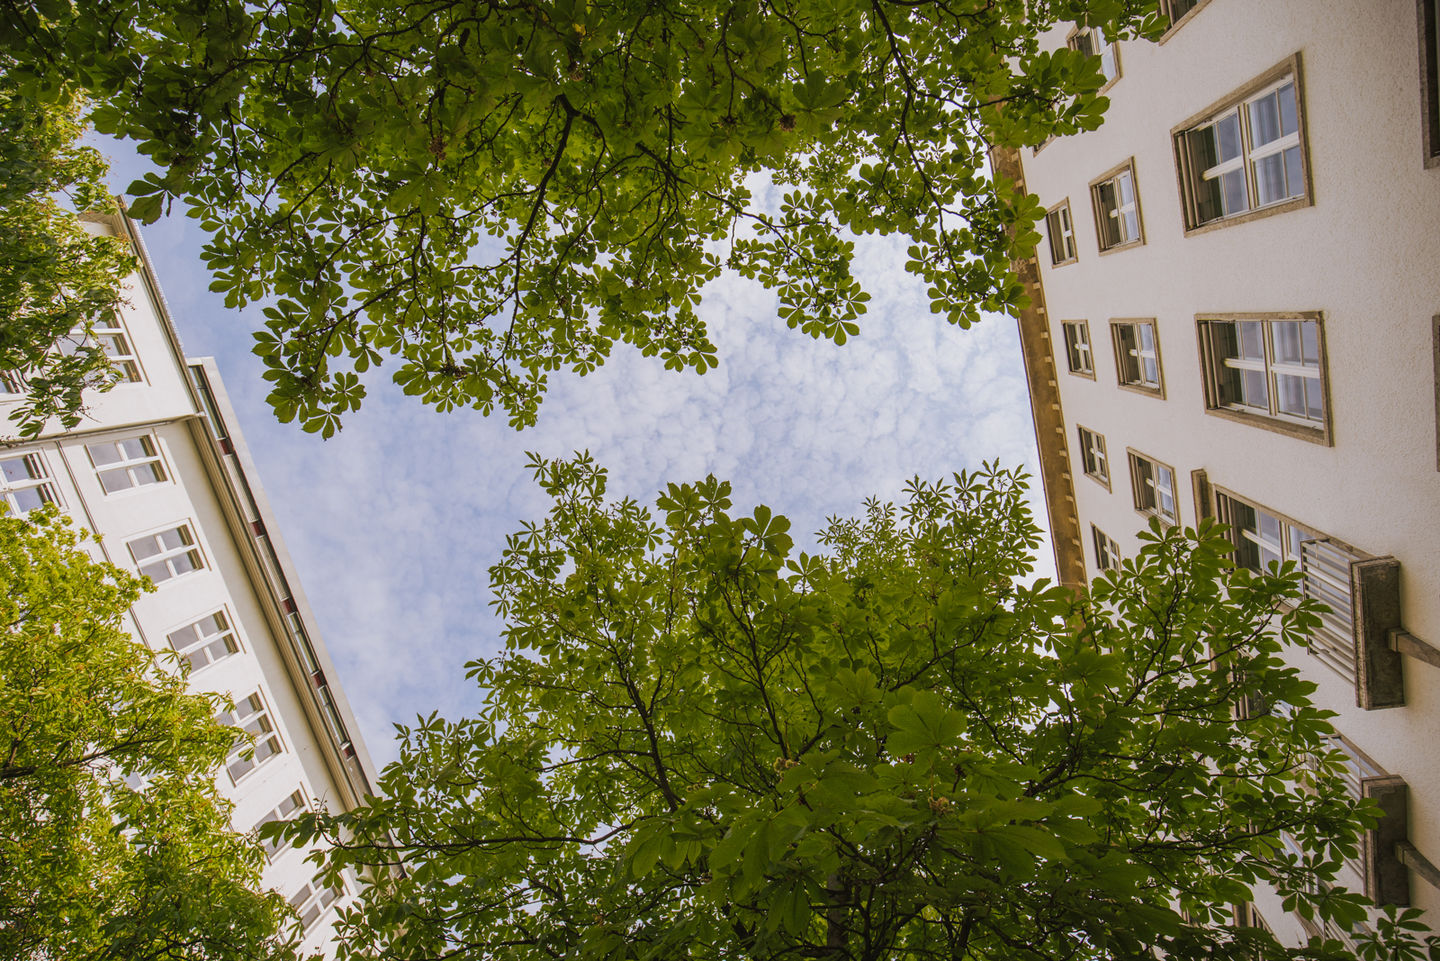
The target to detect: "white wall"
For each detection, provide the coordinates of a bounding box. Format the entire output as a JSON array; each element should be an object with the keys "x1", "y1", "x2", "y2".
[{"x1": 1023, "y1": 0, "x2": 1440, "y2": 931}]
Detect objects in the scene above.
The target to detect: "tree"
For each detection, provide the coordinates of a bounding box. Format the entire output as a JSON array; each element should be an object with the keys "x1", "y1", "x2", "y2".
[
  {"x1": 4, "y1": 0, "x2": 1163, "y2": 436},
  {"x1": 0, "y1": 506, "x2": 303, "y2": 961},
  {"x1": 0, "y1": 61, "x2": 135, "y2": 440},
  {"x1": 289, "y1": 455, "x2": 1437, "y2": 961}
]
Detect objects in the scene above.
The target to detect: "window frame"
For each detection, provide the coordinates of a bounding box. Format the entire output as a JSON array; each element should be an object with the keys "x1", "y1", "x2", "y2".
[
  {"x1": 219, "y1": 690, "x2": 286, "y2": 785},
  {"x1": 126, "y1": 523, "x2": 206, "y2": 585},
  {"x1": 1060, "y1": 320, "x2": 1095, "y2": 379},
  {"x1": 1195, "y1": 312, "x2": 1332, "y2": 444},
  {"x1": 1171, "y1": 54, "x2": 1313, "y2": 234},
  {"x1": 1127, "y1": 449, "x2": 1180, "y2": 525},
  {"x1": 1044, "y1": 199, "x2": 1078, "y2": 266},
  {"x1": 255, "y1": 787, "x2": 310, "y2": 861},
  {"x1": 0, "y1": 451, "x2": 61, "y2": 514},
  {"x1": 1076, "y1": 425, "x2": 1110, "y2": 490},
  {"x1": 1110, "y1": 319, "x2": 1165, "y2": 397},
  {"x1": 1158, "y1": 0, "x2": 1212, "y2": 39},
  {"x1": 1092, "y1": 525, "x2": 1122, "y2": 572},
  {"x1": 1066, "y1": 25, "x2": 1121, "y2": 91},
  {"x1": 165, "y1": 607, "x2": 244, "y2": 674},
  {"x1": 1089, "y1": 158, "x2": 1145, "y2": 253},
  {"x1": 86, "y1": 433, "x2": 170, "y2": 494},
  {"x1": 1420, "y1": 0, "x2": 1440, "y2": 167},
  {"x1": 91, "y1": 318, "x2": 145, "y2": 384},
  {"x1": 290, "y1": 873, "x2": 345, "y2": 934}
]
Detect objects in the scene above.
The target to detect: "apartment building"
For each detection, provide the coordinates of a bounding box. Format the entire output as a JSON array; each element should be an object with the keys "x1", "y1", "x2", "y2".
[
  {"x1": 999, "y1": 0, "x2": 1440, "y2": 946},
  {"x1": 0, "y1": 213, "x2": 379, "y2": 956}
]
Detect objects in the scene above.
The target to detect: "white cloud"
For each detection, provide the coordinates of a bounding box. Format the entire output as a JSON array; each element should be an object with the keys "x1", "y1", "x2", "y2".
[{"x1": 100, "y1": 142, "x2": 1050, "y2": 767}]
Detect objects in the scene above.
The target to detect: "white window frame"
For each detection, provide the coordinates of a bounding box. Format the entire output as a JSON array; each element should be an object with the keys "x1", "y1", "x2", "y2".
[
  {"x1": 1061, "y1": 321, "x2": 1094, "y2": 378},
  {"x1": 219, "y1": 690, "x2": 285, "y2": 785},
  {"x1": 1173, "y1": 57, "x2": 1310, "y2": 231},
  {"x1": 166, "y1": 608, "x2": 242, "y2": 673},
  {"x1": 289, "y1": 874, "x2": 344, "y2": 933},
  {"x1": 1092, "y1": 525, "x2": 1122, "y2": 572},
  {"x1": 86, "y1": 434, "x2": 169, "y2": 494},
  {"x1": 92, "y1": 319, "x2": 143, "y2": 383},
  {"x1": 126, "y1": 523, "x2": 205, "y2": 584},
  {"x1": 1076, "y1": 425, "x2": 1109, "y2": 488},
  {"x1": 1111, "y1": 320, "x2": 1163, "y2": 395},
  {"x1": 1198, "y1": 315, "x2": 1329, "y2": 441},
  {"x1": 0, "y1": 452, "x2": 61, "y2": 514},
  {"x1": 1128, "y1": 450, "x2": 1178, "y2": 525},
  {"x1": 1045, "y1": 200, "x2": 1077, "y2": 266},
  {"x1": 255, "y1": 787, "x2": 309, "y2": 861},
  {"x1": 1090, "y1": 160, "x2": 1143, "y2": 252}
]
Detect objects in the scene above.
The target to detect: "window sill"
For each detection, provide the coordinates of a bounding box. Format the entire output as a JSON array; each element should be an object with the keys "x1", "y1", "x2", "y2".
[
  {"x1": 1203, "y1": 405, "x2": 1332, "y2": 446},
  {"x1": 1117, "y1": 381, "x2": 1166, "y2": 400},
  {"x1": 1097, "y1": 238, "x2": 1145, "y2": 256},
  {"x1": 1083, "y1": 472, "x2": 1111, "y2": 492},
  {"x1": 1182, "y1": 195, "x2": 1311, "y2": 237}
]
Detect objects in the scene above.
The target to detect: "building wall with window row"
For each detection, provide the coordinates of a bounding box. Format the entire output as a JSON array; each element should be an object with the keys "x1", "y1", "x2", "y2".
[
  {"x1": 0, "y1": 214, "x2": 379, "y2": 957},
  {"x1": 1010, "y1": 0, "x2": 1440, "y2": 943}
]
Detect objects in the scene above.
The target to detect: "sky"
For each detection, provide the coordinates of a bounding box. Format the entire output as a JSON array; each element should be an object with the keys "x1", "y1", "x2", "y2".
[{"x1": 102, "y1": 147, "x2": 1052, "y2": 769}]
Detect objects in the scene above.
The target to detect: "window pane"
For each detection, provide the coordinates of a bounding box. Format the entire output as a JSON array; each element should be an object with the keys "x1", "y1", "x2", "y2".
[
  {"x1": 1238, "y1": 321, "x2": 1265, "y2": 360},
  {"x1": 130, "y1": 537, "x2": 162, "y2": 561},
  {"x1": 87, "y1": 443, "x2": 122, "y2": 466},
  {"x1": 1215, "y1": 113, "x2": 1242, "y2": 163},
  {"x1": 1, "y1": 457, "x2": 36, "y2": 484},
  {"x1": 99, "y1": 469, "x2": 134, "y2": 493},
  {"x1": 1271, "y1": 321, "x2": 1304, "y2": 364},
  {"x1": 1220, "y1": 169, "x2": 1248, "y2": 216},
  {"x1": 1117, "y1": 170, "x2": 1134, "y2": 205},
  {"x1": 1305, "y1": 380, "x2": 1325, "y2": 420},
  {"x1": 1277, "y1": 82, "x2": 1298, "y2": 136},
  {"x1": 1300, "y1": 320, "x2": 1319, "y2": 363},
  {"x1": 1253, "y1": 152, "x2": 1288, "y2": 206},
  {"x1": 1283, "y1": 146, "x2": 1303, "y2": 199},
  {"x1": 1249, "y1": 91, "x2": 1283, "y2": 146},
  {"x1": 1241, "y1": 369, "x2": 1269, "y2": 409}
]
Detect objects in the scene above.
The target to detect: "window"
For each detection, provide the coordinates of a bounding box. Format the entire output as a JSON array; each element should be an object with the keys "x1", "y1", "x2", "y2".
[
  {"x1": 1061, "y1": 321, "x2": 1094, "y2": 377},
  {"x1": 1420, "y1": 0, "x2": 1440, "y2": 165},
  {"x1": 0, "y1": 453, "x2": 60, "y2": 513},
  {"x1": 290, "y1": 874, "x2": 343, "y2": 933},
  {"x1": 1214, "y1": 493, "x2": 1307, "y2": 574},
  {"x1": 1045, "y1": 200, "x2": 1077, "y2": 265},
  {"x1": 87, "y1": 435, "x2": 168, "y2": 492},
  {"x1": 255, "y1": 788, "x2": 308, "y2": 859},
  {"x1": 219, "y1": 691, "x2": 284, "y2": 783},
  {"x1": 1068, "y1": 26, "x2": 1119, "y2": 88},
  {"x1": 167, "y1": 610, "x2": 241, "y2": 672},
  {"x1": 126, "y1": 524, "x2": 203, "y2": 584},
  {"x1": 1212, "y1": 490, "x2": 1355, "y2": 681},
  {"x1": 1092, "y1": 525, "x2": 1122, "y2": 572},
  {"x1": 1174, "y1": 60, "x2": 1309, "y2": 230},
  {"x1": 1198, "y1": 316, "x2": 1328, "y2": 439},
  {"x1": 1128, "y1": 451, "x2": 1178, "y2": 524},
  {"x1": 92, "y1": 320, "x2": 142, "y2": 383},
  {"x1": 1111, "y1": 320, "x2": 1163, "y2": 394},
  {"x1": 0, "y1": 370, "x2": 24, "y2": 395},
  {"x1": 1076, "y1": 426, "x2": 1109, "y2": 488},
  {"x1": 1160, "y1": 0, "x2": 1208, "y2": 31},
  {"x1": 1090, "y1": 160, "x2": 1143, "y2": 251}
]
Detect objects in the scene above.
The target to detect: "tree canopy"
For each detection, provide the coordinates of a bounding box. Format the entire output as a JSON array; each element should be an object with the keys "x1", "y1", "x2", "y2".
[
  {"x1": 0, "y1": 59, "x2": 135, "y2": 440},
  {"x1": 287, "y1": 456, "x2": 1437, "y2": 961},
  {"x1": 0, "y1": 507, "x2": 303, "y2": 961},
  {"x1": 4, "y1": 0, "x2": 1163, "y2": 436}
]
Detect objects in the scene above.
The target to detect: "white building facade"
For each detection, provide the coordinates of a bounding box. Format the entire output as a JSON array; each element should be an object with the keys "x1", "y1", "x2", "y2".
[
  {"x1": 1004, "y1": 0, "x2": 1440, "y2": 946},
  {"x1": 0, "y1": 214, "x2": 379, "y2": 956}
]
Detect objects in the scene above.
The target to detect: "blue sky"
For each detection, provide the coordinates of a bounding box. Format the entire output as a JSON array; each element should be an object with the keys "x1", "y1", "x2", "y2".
[{"x1": 103, "y1": 147, "x2": 1051, "y2": 767}]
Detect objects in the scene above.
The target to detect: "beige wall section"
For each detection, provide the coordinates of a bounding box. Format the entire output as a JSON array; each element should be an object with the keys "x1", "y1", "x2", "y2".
[
  {"x1": 1019, "y1": 0, "x2": 1440, "y2": 935},
  {"x1": 0, "y1": 216, "x2": 379, "y2": 958}
]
